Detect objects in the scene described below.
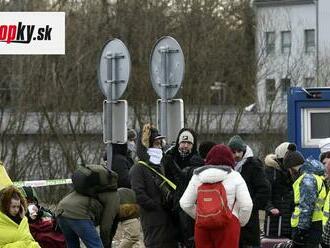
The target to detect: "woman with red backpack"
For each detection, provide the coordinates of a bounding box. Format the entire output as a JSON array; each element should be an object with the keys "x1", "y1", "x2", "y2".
[{"x1": 180, "y1": 144, "x2": 253, "y2": 248}]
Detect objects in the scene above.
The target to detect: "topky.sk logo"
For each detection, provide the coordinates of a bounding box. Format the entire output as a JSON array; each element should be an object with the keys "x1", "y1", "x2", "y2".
[
  {"x1": 0, "y1": 12, "x2": 64, "y2": 55},
  {"x1": 0, "y1": 22, "x2": 52, "y2": 44}
]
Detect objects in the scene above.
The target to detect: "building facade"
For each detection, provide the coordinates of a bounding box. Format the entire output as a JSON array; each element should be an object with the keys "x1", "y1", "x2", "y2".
[{"x1": 254, "y1": 0, "x2": 330, "y2": 112}]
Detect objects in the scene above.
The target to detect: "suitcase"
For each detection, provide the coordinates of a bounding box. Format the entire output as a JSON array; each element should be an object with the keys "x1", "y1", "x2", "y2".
[{"x1": 261, "y1": 215, "x2": 291, "y2": 248}]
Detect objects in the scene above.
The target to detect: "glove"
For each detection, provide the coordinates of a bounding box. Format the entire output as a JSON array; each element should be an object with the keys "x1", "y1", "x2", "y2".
[{"x1": 292, "y1": 228, "x2": 308, "y2": 246}]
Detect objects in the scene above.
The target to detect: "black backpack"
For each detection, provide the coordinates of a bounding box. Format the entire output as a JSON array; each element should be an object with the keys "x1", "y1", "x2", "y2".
[{"x1": 71, "y1": 164, "x2": 118, "y2": 197}]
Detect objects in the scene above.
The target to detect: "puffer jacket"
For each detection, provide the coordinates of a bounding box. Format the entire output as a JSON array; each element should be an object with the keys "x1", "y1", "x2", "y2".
[
  {"x1": 264, "y1": 154, "x2": 294, "y2": 238},
  {"x1": 180, "y1": 165, "x2": 253, "y2": 226}
]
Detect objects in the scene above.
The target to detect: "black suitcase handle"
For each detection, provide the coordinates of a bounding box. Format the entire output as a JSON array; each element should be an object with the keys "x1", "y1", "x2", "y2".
[{"x1": 266, "y1": 215, "x2": 282, "y2": 237}]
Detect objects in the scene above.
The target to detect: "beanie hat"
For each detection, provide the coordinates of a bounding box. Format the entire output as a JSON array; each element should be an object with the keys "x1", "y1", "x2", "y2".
[
  {"x1": 179, "y1": 131, "x2": 194, "y2": 144},
  {"x1": 205, "y1": 144, "x2": 235, "y2": 168},
  {"x1": 227, "y1": 135, "x2": 246, "y2": 152},
  {"x1": 319, "y1": 138, "x2": 330, "y2": 155},
  {"x1": 283, "y1": 144, "x2": 305, "y2": 169},
  {"x1": 275, "y1": 142, "x2": 290, "y2": 159},
  {"x1": 199, "y1": 141, "x2": 216, "y2": 159}
]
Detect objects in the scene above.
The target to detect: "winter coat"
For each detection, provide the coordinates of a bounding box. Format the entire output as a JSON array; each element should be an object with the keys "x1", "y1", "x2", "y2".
[
  {"x1": 264, "y1": 154, "x2": 294, "y2": 238},
  {"x1": 129, "y1": 136, "x2": 177, "y2": 248},
  {"x1": 236, "y1": 146, "x2": 270, "y2": 246},
  {"x1": 180, "y1": 165, "x2": 253, "y2": 226},
  {"x1": 163, "y1": 128, "x2": 204, "y2": 246},
  {"x1": 56, "y1": 186, "x2": 119, "y2": 248},
  {"x1": 0, "y1": 211, "x2": 40, "y2": 248},
  {"x1": 130, "y1": 162, "x2": 178, "y2": 248},
  {"x1": 292, "y1": 158, "x2": 326, "y2": 245},
  {"x1": 112, "y1": 144, "x2": 133, "y2": 188}
]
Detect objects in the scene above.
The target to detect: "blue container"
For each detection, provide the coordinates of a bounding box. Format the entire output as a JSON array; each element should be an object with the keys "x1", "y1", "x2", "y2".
[{"x1": 287, "y1": 87, "x2": 330, "y2": 159}]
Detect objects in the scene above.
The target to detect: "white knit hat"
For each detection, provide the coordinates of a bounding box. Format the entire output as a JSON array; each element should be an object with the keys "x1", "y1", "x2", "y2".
[
  {"x1": 275, "y1": 142, "x2": 290, "y2": 159},
  {"x1": 319, "y1": 138, "x2": 330, "y2": 154},
  {"x1": 179, "y1": 131, "x2": 194, "y2": 144}
]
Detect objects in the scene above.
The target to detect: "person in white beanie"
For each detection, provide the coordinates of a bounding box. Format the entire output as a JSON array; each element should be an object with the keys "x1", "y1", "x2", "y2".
[{"x1": 275, "y1": 142, "x2": 291, "y2": 163}]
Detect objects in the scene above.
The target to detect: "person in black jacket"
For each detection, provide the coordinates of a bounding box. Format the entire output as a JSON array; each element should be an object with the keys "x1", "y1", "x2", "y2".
[
  {"x1": 228, "y1": 135, "x2": 270, "y2": 248},
  {"x1": 163, "y1": 128, "x2": 204, "y2": 248},
  {"x1": 264, "y1": 151, "x2": 294, "y2": 239},
  {"x1": 104, "y1": 143, "x2": 133, "y2": 188},
  {"x1": 129, "y1": 124, "x2": 178, "y2": 248}
]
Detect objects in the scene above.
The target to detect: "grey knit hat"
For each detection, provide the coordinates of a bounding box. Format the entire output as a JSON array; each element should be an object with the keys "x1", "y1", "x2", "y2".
[{"x1": 227, "y1": 135, "x2": 247, "y2": 152}]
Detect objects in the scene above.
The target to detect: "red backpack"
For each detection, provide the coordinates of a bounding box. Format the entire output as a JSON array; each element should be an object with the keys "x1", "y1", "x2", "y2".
[{"x1": 196, "y1": 182, "x2": 233, "y2": 229}]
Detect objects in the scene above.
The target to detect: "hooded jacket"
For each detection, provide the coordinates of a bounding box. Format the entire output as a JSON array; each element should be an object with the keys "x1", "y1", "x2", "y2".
[
  {"x1": 163, "y1": 128, "x2": 204, "y2": 202},
  {"x1": 296, "y1": 158, "x2": 325, "y2": 230},
  {"x1": 179, "y1": 165, "x2": 253, "y2": 226},
  {"x1": 162, "y1": 128, "x2": 204, "y2": 247}
]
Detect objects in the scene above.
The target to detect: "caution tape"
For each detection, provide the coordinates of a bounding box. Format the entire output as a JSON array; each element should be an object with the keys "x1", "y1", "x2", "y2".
[{"x1": 13, "y1": 179, "x2": 72, "y2": 188}]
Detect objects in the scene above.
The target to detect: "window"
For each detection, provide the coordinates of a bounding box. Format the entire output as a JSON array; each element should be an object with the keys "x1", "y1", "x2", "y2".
[
  {"x1": 311, "y1": 113, "x2": 330, "y2": 138},
  {"x1": 265, "y1": 79, "x2": 276, "y2": 101},
  {"x1": 281, "y1": 31, "x2": 291, "y2": 54},
  {"x1": 302, "y1": 108, "x2": 330, "y2": 147},
  {"x1": 281, "y1": 78, "x2": 291, "y2": 97},
  {"x1": 265, "y1": 32, "x2": 275, "y2": 55},
  {"x1": 305, "y1": 29, "x2": 315, "y2": 53},
  {"x1": 304, "y1": 77, "x2": 314, "y2": 87}
]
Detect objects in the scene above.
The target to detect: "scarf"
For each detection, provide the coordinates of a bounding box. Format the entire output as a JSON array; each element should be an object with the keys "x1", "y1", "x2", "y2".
[
  {"x1": 178, "y1": 147, "x2": 191, "y2": 158},
  {"x1": 235, "y1": 145, "x2": 254, "y2": 173},
  {"x1": 147, "y1": 148, "x2": 163, "y2": 165}
]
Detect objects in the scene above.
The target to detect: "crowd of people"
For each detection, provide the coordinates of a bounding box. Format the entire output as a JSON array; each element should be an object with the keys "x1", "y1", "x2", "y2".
[{"x1": 1, "y1": 125, "x2": 330, "y2": 248}]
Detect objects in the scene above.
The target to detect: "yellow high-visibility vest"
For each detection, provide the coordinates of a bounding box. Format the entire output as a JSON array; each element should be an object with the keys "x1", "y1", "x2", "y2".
[
  {"x1": 291, "y1": 173, "x2": 326, "y2": 228},
  {"x1": 323, "y1": 191, "x2": 330, "y2": 226}
]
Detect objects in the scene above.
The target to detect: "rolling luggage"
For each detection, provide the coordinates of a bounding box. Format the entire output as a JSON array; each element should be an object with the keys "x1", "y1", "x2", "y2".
[{"x1": 261, "y1": 215, "x2": 291, "y2": 248}]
